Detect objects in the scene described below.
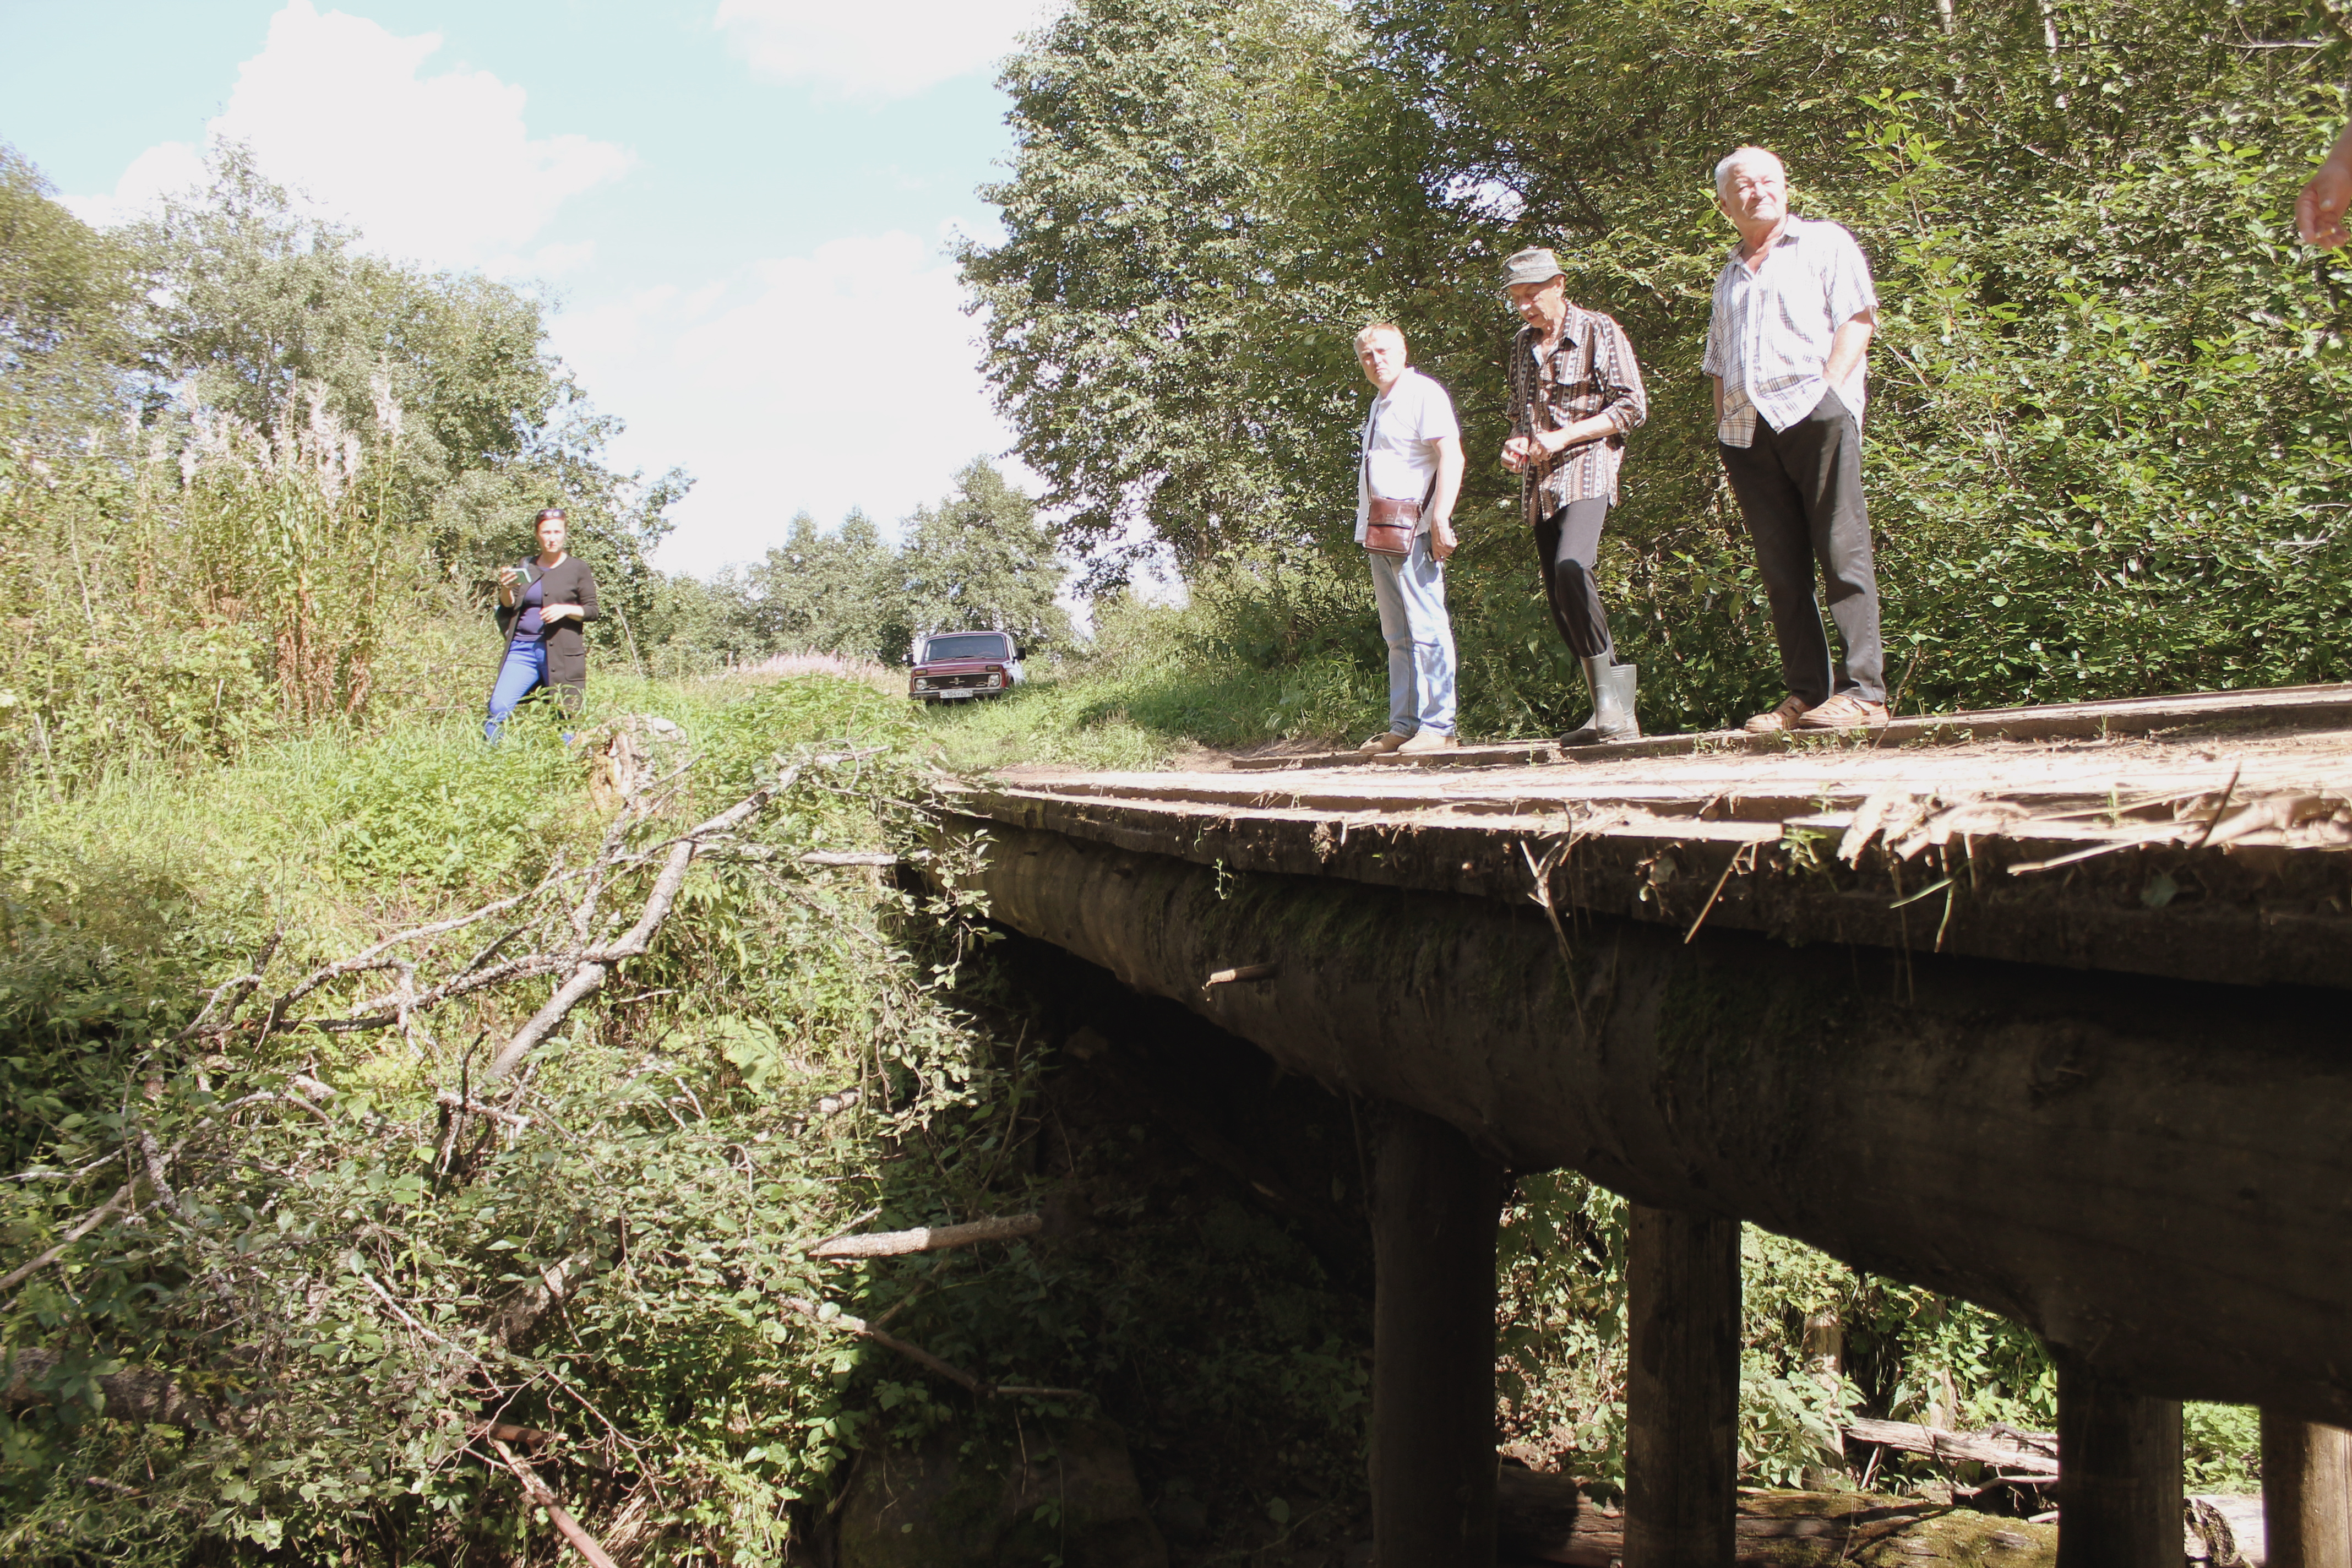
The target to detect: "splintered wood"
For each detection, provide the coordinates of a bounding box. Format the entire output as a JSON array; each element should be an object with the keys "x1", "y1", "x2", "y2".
[{"x1": 956, "y1": 684, "x2": 2352, "y2": 991}]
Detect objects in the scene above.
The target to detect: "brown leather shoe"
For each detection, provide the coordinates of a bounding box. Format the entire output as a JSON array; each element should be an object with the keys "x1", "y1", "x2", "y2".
[
  {"x1": 1743, "y1": 695, "x2": 1811, "y2": 733},
  {"x1": 1357, "y1": 731, "x2": 1408, "y2": 754},
  {"x1": 1395, "y1": 729, "x2": 1460, "y2": 754},
  {"x1": 1795, "y1": 693, "x2": 1889, "y2": 729}
]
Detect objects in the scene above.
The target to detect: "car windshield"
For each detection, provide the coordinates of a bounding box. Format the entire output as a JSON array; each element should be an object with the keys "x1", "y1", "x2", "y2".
[{"x1": 922, "y1": 634, "x2": 1010, "y2": 662}]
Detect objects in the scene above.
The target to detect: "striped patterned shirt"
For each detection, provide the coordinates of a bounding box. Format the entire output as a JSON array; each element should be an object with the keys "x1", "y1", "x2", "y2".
[
  {"x1": 1509, "y1": 304, "x2": 1648, "y2": 516},
  {"x1": 1702, "y1": 216, "x2": 1879, "y2": 447}
]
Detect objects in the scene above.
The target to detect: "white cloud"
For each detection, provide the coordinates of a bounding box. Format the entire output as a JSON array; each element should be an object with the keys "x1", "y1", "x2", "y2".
[
  {"x1": 552, "y1": 226, "x2": 1023, "y2": 576},
  {"x1": 714, "y1": 0, "x2": 1057, "y2": 100},
  {"x1": 65, "y1": 1, "x2": 629, "y2": 270}
]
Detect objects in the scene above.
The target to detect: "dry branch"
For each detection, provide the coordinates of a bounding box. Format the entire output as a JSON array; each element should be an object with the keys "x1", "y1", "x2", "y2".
[
  {"x1": 1843, "y1": 1417, "x2": 2060, "y2": 1477},
  {"x1": 3, "y1": 1348, "x2": 220, "y2": 1428},
  {"x1": 780, "y1": 1296, "x2": 1086, "y2": 1402},
  {"x1": 0, "y1": 1182, "x2": 133, "y2": 1293},
  {"x1": 483, "y1": 759, "x2": 837, "y2": 1081},
  {"x1": 490, "y1": 1437, "x2": 620, "y2": 1568},
  {"x1": 808, "y1": 1212, "x2": 1043, "y2": 1259}
]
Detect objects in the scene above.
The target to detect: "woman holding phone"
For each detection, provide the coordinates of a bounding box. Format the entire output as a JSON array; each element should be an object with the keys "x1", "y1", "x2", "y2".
[{"x1": 485, "y1": 507, "x2": 600, "y2": 741}]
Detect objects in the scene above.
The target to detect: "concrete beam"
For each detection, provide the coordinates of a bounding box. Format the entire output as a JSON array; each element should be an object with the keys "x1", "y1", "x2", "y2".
[
  {"x1": 2263, "y1": 1414, "x2": 2352, "y2": 1567},
  {"x1": 1369, "y1": 1102, "x2": 1507, "y2": 1566},
  {"x1": 2055, "y1": 1348, "x2": 2182, "y2": 1566},
  {"x1": 1626, "y1": 1205, "x2": 1740, "y2": 1567},
  {"x1": 949, "y1": 820, "x2": 2352, "y2": 1423}
]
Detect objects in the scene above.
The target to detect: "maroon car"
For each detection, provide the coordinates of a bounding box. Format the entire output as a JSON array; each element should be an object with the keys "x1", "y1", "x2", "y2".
[{"x1": 908, "y1": 630, "x2": 1025, "y2": 704}]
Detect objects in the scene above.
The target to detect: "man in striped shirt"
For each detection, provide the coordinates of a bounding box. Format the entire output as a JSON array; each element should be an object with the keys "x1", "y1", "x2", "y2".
[
  {"x1": 1703, "y1": 146, "x2": 1889, "y2": 732},
  {"x1": 1501, "y1": 247, "x2": 1649, "y2": 745}
]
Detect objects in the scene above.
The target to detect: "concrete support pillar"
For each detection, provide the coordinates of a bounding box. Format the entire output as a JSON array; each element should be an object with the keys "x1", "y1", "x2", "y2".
[
  {"x1": 1625, "y1": 1204, "x2": 1741, "y2": 1568},
  {"x1": 2054, "y1": 1348, "x2": 2183, "y2": 1568},
  {"x1": 1368, "y1": 1101, "x2": 1507, "y2": 1568},
  {"x1": 2262, "y1": 1413, "x2": 2352, "y2": 1567}
]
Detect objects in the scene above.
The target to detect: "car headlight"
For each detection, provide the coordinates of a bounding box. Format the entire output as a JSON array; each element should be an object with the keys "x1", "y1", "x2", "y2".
[
  {"x1": 913, "y1": 678, "x2": 932, "y2": 691},
  {"x1": 986, "y1": 673, "x2": 1004, "y2": 688}
]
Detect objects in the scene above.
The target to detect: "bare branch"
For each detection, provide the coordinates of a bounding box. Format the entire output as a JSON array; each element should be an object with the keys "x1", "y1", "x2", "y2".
[
  {"x1": 780, "y1": 1296, "x2": 1087, "y2": 1402},
  {"x1": 173, "y1": 930, "x2": 282, "y2": 1041},
  {"x1": 489, "y1": 1438, "x2": 621, "y2": 1568},
  {"x1": 0, "y1": 1183, "x2": 134, "y2": 1293},
  {"x1": 809, "y1": 1213, "x2": 1043, "y2": 1260}
]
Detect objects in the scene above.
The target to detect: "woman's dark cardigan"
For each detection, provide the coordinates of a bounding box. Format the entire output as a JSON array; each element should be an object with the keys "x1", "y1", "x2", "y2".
[{"x1": 494, "y1": 555, "x2": 601, "y2": 695}]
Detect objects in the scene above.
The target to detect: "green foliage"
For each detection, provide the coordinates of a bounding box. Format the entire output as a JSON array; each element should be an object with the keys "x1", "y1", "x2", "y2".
[
  {"x1": 0, "y1": 141, "x2": 692, "y2": 793},
  {"x1": 971, "y1": 0, "x2": 2352, "y2": 733},
  {"x1": 734, "y1": 507, "x2": 906, "y2": 663},
  {"x1": 899, "y1": 459, "x2": 1075, "y2": 651},
  {"x1": 0, "y1": 145, "x2": 137, "y2": 443},
  {"x1": 713, "y1": 460, "x2": 1074, "y2": 669},
  {"x1": 961, "y1": 0, "x2": 1369, "y2": 581}
]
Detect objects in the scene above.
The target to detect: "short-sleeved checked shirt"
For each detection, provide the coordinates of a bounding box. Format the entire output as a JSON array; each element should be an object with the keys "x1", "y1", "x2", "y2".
[
  {"x1": 1508, "y1": 304, "x2": 1648, "y2": 518},
  {"x1": 1702, "y1": 216, "x2": 1878, "y2": 447}
]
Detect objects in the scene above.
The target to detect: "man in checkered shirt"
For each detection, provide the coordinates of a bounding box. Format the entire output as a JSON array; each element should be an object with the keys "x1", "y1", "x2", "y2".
[
  {"x1": 1703, "y1": 146, "x2": 1889, "y2": 732},
  {"x1": 1500, "y1": 247, "x2": 1650, "y2": 746}
]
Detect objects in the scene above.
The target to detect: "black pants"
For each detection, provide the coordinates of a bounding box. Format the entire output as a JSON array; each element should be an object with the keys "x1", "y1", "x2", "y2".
[
  {"x1": 1717, "y1": 388, "x2": 1885, "y2": 706},
  {"x1": 1533, "y1": 498, "x2": 1614, "y2": 661}
]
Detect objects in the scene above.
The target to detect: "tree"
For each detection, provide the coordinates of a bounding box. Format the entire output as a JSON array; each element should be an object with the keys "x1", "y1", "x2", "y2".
[
  {"x1": 0, "y1": 145, "x2": 138, "y2": 444},
  {"x1": 735, "y1": 508, "x2": 903, "y2": 662},
  {"x1": 899, "y1": 459, "x2": 1073, "y2": 653},
  {"x1": 959, "y1": 0, "x2": 1368, "y2": 584}
]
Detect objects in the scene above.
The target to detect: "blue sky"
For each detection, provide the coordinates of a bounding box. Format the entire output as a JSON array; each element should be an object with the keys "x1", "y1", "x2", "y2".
[{"x1": 0, "y1": 0, "x2": 1047, "y2": 575}]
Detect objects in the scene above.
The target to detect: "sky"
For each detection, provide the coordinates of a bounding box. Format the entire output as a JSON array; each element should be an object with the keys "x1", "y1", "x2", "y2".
[{"x1": 0, "y1": 0, "x2": 1053, "y2": 576}]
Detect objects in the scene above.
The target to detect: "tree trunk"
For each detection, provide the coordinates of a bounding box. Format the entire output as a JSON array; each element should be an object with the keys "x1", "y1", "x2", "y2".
[
  {"x1": 2055, "y1": 1348, "x2": 2182, "y2": 1567},
  {"x1": 1627, "y1": 1204, "x2": 1741, "y2": 1567},
  {"x1": 1370, "y1": 1100, "x2": 1507, "y2": 1568},
  {"x1": 2262, "y1": 1413, "x2": 2352, "y2": 1568}
]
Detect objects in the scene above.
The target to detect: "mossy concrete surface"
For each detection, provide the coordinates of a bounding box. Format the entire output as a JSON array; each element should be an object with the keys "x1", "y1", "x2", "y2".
[
  {"x1": 1736, "y1": 1490, "x2": 2054, "y2": 1565},
  {"x1": 837, "y1": 1418, "x2": 1168, "y2": 1568}
]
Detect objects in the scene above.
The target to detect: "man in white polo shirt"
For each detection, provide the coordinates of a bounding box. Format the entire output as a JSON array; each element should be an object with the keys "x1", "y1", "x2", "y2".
[
  {"x1": 1353, "y1": 322, "x2": 1465, "y2": 755},
  {"x1": 1703, "y1": 145, "x2": 1889, "y2": 732}
]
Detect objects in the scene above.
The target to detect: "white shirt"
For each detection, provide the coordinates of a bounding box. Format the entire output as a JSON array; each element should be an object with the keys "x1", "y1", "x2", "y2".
[
  {"x1": 1354, "y1": 367, "x2": 1461, "y2": 543},
  {"x1": 1702, "y1": 216, "x2": 1878, "y2": 448}
]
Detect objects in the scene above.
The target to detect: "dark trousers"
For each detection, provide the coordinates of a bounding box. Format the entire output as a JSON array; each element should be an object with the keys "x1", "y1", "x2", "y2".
[
  {"x1": 1533, "y1": 498, "x2": 1614, "y2": 661},
  {"x1": 1717, "y1": 388, "x2": 1885, "y2": 706}
]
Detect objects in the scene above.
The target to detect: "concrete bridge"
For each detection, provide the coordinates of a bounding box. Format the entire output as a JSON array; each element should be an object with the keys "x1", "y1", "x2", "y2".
[{"x1": 932, "y1": 684, "x2": 2352, "y2": 1567}]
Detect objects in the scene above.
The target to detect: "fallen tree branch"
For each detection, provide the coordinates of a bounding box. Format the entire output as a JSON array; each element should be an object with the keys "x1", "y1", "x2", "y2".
[
  {"x1": 808, "y1": 1212, "x2": 1043, "y2": 1260},
  {"x1": 780, "y1": 1297, "x2": 1086, "y2": 1402},
  {"x1": 1844, "y1": 1417, "x2": 2059, "y2": 1477},
  {"x1": 489, "y1": 1437, "x2": 619, "y2": 1568},
  {"x1": 173, "y1": 930, "x2": 282, "y2": 1041},
  {"x1": 486, "y1": 762, "x2": 826, "y2": 1082},
  {"x1": 0, "y1": 1182, "x2": 133, "y2": 1293},
  {"x1": 2, "y1": 1348, "x2": 221, "y2": 1428}
]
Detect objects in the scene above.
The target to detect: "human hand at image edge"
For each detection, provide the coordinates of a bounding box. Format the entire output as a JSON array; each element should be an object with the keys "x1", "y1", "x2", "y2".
[{"x1": 2298, "y1": 154, "x2": 2352, "y2": 248}]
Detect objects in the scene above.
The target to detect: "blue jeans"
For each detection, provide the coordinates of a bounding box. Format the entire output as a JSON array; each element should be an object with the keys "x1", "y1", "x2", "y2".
[
  {"x1": 483, "y1": 640, "x2": 547, "y2": 741},
  {"x1": 1369, "y1": 532, "x2": 1456, "y2": 737}
]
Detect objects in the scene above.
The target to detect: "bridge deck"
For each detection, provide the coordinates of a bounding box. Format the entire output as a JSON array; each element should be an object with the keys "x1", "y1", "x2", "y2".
[{"x1": 961, "y1": 683, "x2": 2352, "y2": 990}]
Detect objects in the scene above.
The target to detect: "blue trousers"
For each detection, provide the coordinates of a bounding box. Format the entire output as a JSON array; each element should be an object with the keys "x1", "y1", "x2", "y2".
[
  {"x1": 483, "y1": 640, "x2": 548, "y2": 741},
  {"x1": 1368, "y1": 532, "x2": 1457, "y2": 737}
]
